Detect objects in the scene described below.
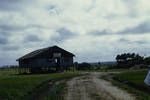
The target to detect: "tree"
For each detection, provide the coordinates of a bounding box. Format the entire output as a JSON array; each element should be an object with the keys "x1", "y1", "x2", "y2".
[
  {"x1": 144, "y1": 57, "x2": 150, "y2": 65},
  {"x1": 116, "y1": 53, "x2": 144, "y2": 68},
  {"x1": 77, "y1": 62, "x2": 91, "y2": 70}
]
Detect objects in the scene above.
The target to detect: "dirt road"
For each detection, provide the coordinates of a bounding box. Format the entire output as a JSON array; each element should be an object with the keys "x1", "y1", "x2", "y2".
[{"x1": 65, "y1": 72, "x2": 135, "y2": 100}]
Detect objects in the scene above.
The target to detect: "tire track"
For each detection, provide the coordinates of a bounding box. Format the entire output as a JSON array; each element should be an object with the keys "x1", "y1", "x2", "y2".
[{"x1": 65, "y1": 72, "x2": 135, "y2": 100}]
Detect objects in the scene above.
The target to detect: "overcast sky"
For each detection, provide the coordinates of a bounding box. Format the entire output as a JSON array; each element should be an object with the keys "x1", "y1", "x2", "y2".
[{"x1": 0, "y1": 0, "x2": 150, "y2": 66}]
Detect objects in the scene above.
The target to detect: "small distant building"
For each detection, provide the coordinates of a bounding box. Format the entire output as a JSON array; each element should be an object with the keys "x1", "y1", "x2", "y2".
[{"x1": 16, "y1": 46, "x2": 75, "y2": 73}]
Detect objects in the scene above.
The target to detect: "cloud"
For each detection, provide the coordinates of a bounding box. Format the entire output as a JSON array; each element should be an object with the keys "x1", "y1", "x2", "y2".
[
  {"x1": 0, "y1": 0, "x2": 28, "y2": 11},
  {"x1": 24, "y1": 35, "x2": 42, "y2": 42},
  {"x1": 0, "y1": 24, "x2": 47, "y2": 32},
  {"x1": 0, "y1": 0, "x2": 150, "y2": 66},
  {"x1": 47, "y1": 5, "x2": 61, "y2": 15},
  {"x1": 120, "y1": 21, "x2": 150, "y2": 34},
  {"x1": 86, "y1": 0, "x2": 96, "y2": 12},
  {"x1": 1, "y1": 45, "x2": 20, "y2": 51},
  {"x1": 88, "y1": 29, "x2": 113, "y2": 36},
  {"x1": 118, "y1": 38, "x2": 149, "y2": 44},
  {"x1": 51, "y1": 27, "x2": 76, "y2": 42},
  {"x1": 0, "y1": 36, "x2": 8, "y2": 45}
]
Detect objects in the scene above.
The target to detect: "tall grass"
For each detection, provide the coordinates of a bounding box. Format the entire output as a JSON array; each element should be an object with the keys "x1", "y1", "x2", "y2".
[
  {"x1": 0, "y1": 69, "x2": 80, "y2": 100},
  {"x1": 112, "y1": 70, "x2": 150, "y2": 100}
]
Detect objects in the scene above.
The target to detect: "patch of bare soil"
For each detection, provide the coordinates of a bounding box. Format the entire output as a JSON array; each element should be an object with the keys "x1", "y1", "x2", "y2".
[{"x1": 65, "y1": 72, "x2": 135, "y2": 100}]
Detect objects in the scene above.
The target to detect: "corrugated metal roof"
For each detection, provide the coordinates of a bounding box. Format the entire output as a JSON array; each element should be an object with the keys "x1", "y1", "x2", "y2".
[{"x1": 17, "y1": 46, "x2": 75, "y2": 61}]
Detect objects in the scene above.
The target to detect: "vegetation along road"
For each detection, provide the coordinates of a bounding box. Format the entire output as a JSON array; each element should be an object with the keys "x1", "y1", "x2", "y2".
[
  {"x1": 65, "y1": 72, "x2": 135, "y2": 100},
  {"x1": 0, "y1": 69, "x2": 145, "y2": 100}
]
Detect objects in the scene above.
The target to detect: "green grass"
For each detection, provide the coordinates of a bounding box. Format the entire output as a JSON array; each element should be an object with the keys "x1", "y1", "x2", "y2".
[
  {"x1": 0, "y1": 69, "x2": 80, "y2": 100},
  {"x1": 116, "y1": 70, "x2": 147, "y2": 85},
  {"x1": 0, "y1": 68, "x2": 18, "y2": 76},
  {"x1": 43, "y1": 82, "x2": 65, "y2": 100},
  {"x1": 112, "y1": 70, "x2": 150, "y2": 100}
]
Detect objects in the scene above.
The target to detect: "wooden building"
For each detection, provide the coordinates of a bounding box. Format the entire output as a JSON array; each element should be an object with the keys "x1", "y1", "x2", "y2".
[{"x1": 16, "y1": 46, "x2": 75, "y2": 73}]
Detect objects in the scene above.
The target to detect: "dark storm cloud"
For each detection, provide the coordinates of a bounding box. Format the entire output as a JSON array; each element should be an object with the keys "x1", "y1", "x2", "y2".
[
  {"x1": 24, "y1": 35, "x2": 41, "y2": 42},
  {"x1": 0, "y1": 24, "x2": 45, "y2": 45},
  {"x1": 0, "y1": 33, "x2": 9, "y2": 45},
  {"x1": 88, "y1": 30, "x2": 112, "y2": 36},
  {"x1": 52, "y1": 28, "x2": 76, "y2": 42},
  {"x1": 118, "y1": 38, "x2": 148, "y2": 44},
  {"x1": 89, "y1": 21, "x2": 150, "y2": 36},
  {"x1": 0, "y1": 34, "x2": 19, "y2": 51},
  {"x1": 47, "y1": 5, "x2": 57, "y2": 11},
  {"x1": 118, "y1": 38, "x2": 129, "y2": 43},
  {"x1": 0, "y1": 24, "x2": 45, "y2": 32},
  {"x1": 120, "y1": 21, "x2": 150, "y2": 34},
  {"x1": 0, "y1": 24, "x2": 24, "y2": 32},
  {"x1": 48, "y1": 5, "x2": 60, "y2": 15},
  {"x1": 1, "y1": 45, "x2": 20, "y2": 51},
  {"x1": 0, "y1": 0, "x2": 27, "y2": 11},
  {"x1": 0, "y1": 37, "x2": 8, "y2": 45}
]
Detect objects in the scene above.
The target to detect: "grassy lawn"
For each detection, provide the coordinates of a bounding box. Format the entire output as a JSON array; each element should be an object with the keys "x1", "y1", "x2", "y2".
[
  {"x1": 116, "y1": 70, "x2": 147, "y2": 85},
  {"x1": 0, "y1": 69, "x2": 80, "y2": 100},
  {"x1": 112, "y1": 70, "x2": 150, "y2": 100},
  {"x1": 43, "y1": 81, "x2": 65, "y2": 100}
]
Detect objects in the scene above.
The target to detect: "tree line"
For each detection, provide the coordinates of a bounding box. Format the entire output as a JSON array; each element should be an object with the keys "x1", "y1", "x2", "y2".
[{"x1": 116, "y1": 53, "x2": 150, "y2": 68}]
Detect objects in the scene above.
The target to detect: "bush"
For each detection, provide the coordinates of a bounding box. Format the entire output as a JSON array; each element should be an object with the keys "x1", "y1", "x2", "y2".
[{"x1": 76, "y1": 62, "x2": 91, "y2": 70}]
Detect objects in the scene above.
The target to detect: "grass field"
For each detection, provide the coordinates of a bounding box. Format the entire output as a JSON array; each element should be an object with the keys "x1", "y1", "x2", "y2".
[
  {"x1": 116, "y1": 70, "x2": 147, "y2": 85},
  {"x1": 112, "y1": 70, "x2": 150, "y2": 100},
  {"x1": 0, "y1": 68, "x2": 80, "y2": 100}
]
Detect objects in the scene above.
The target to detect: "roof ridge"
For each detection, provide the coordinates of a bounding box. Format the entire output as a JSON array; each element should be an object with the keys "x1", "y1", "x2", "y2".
[{"x1": 17, "y1": 45, "x2": 75, "y2": 61}]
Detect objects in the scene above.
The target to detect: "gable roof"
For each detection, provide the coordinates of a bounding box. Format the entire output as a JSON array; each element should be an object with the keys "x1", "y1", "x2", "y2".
[{"x1": 17, "y1": 46, "x2": 75, "y2": 61}]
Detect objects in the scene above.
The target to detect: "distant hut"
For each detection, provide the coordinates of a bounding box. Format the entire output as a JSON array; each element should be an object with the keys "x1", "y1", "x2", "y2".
[{"x1": 16, "y1": 46, "x2": 75, "y2": 73}]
